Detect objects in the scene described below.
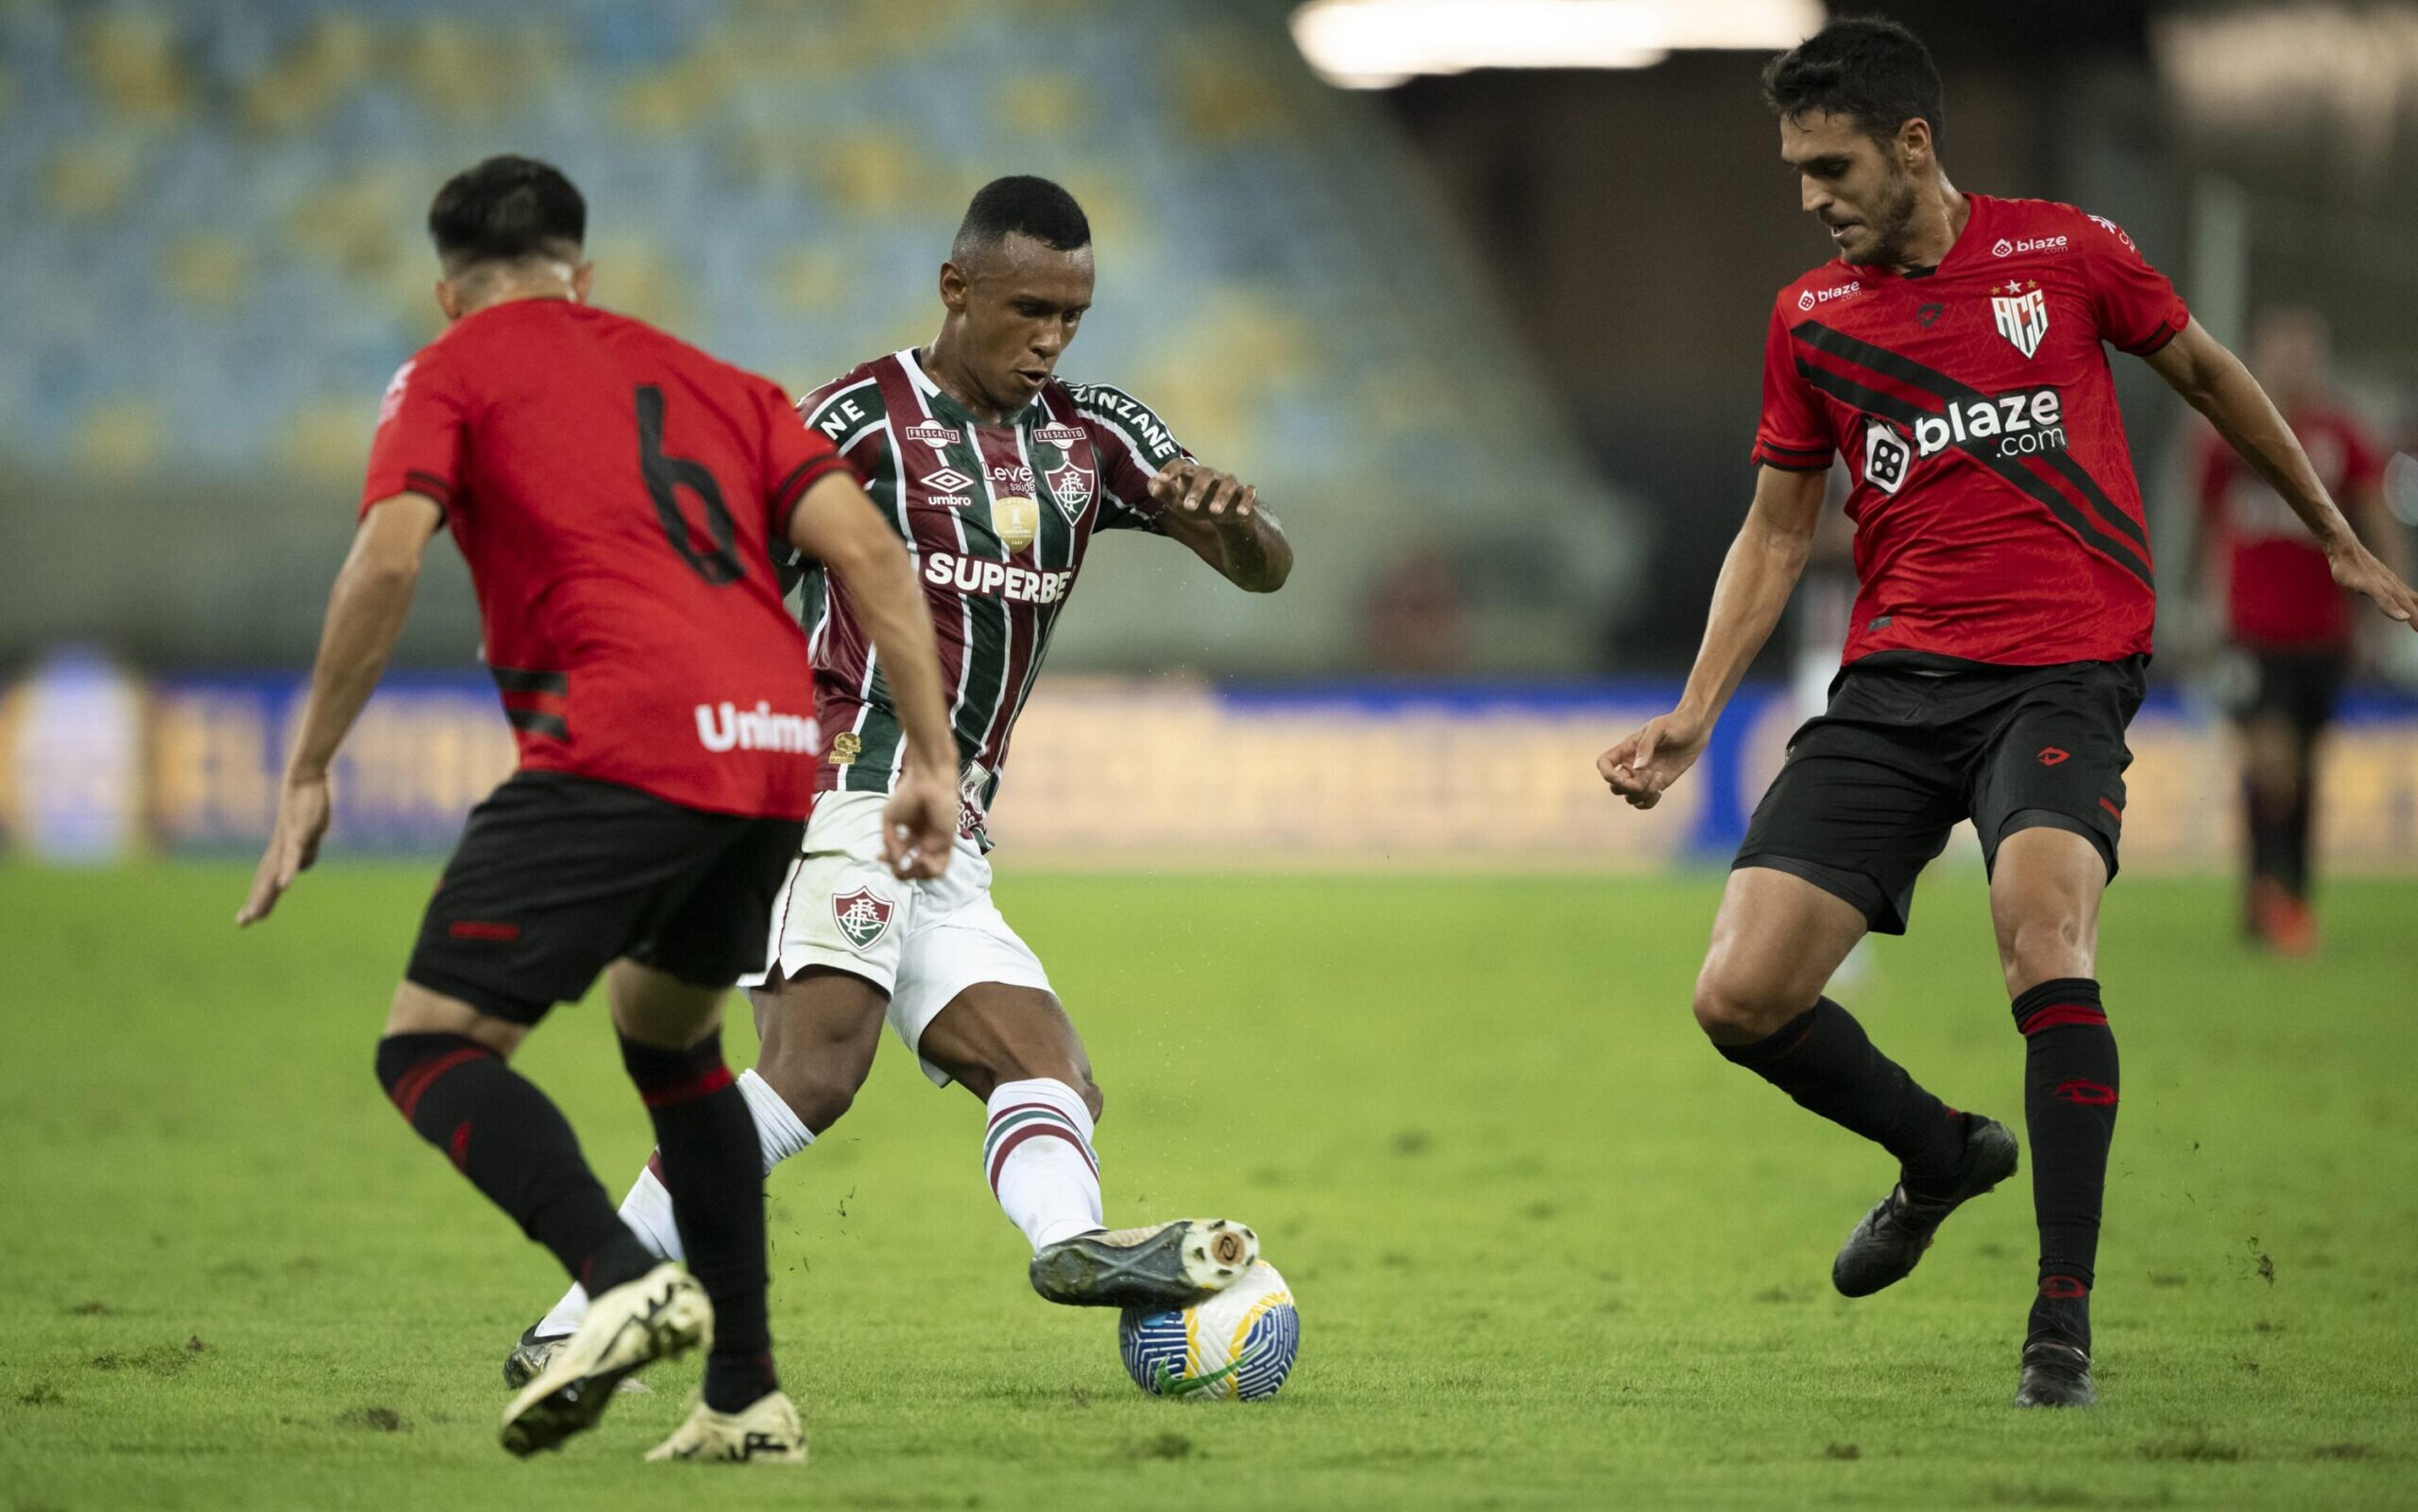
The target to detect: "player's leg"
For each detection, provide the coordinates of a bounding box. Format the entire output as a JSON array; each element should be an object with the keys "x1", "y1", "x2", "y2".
[
  {"x1": 1720, "y1": 682, "x2": 2019, "y2": 1297},
  {"x1": 1698, "y1": 867, "x2": 2016, "y2": 1297},
  {"x1": 1974, "y1": 657, "x2": 2144, "y2": 1409},
  {"x1": 888, "y1": 864, "x2": 1256, "y2": 1311},
  {"x1": 1988, "y1": 825, "x2": 2115, "y2": 1409},
  {"x1": 597, "y1": 814, "x2": 810, "y2": 1462},
  {"x1": 517, "y1": 799, "x2": 900, "y2": 1358},
  {"x1": 375, "y1": 982, "x2": 658, "y2": 1300},
  {"x1": 2239, "y1": 700, "x2": 2305, "y2": 944}
]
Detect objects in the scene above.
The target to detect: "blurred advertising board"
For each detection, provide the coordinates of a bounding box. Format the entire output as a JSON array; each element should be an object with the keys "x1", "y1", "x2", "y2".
[{"x1": 4, "y1": 665, "x2": 2417, "y2": 870}]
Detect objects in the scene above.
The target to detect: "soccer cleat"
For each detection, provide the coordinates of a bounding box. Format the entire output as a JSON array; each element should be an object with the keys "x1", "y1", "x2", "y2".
[
  {"x1": 498, "y1": 1263, "x2": 709, "y2": 1458},
  {"x1": 1832, "y1": 1115, "x2": 2020, "y2": 1298},
  {"x1": 502, "y1": 1325, "x2": 649, "y2": 1395},
  {"x1": 645, "y1": 1389, "x2": 808, "y2": 1465},
  {"x1": 1029, "y1": 1219, "x2": 1258, "y2": 1310},
  {"x1": 2014, "y1": 1338, "x2": 2096, "y2": 1408}
]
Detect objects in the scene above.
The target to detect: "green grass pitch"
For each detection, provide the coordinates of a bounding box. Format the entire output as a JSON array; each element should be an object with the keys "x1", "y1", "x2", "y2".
[{"x1": 3, "y1": 862, "x2": 2414, "y2": 1509}]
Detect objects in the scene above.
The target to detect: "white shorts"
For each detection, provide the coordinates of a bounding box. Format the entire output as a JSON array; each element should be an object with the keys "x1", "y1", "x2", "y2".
[{"x1": 741, "y1": 790, "x2": 1052, "y2": 1086}]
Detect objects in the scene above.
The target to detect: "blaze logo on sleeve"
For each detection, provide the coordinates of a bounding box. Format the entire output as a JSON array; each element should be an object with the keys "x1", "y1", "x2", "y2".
[
  {"x1": 377, "y1": 360, "x2": 415, "y2": 424},
  {"x1": 831, "y1": 887, "x2": 895, "y2": 952}
]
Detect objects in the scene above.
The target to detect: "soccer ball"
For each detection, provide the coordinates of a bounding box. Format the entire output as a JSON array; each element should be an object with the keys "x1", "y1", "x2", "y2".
[{"x1": 1118, "y1": 1260, "x2": 1299, "y2": 1401}]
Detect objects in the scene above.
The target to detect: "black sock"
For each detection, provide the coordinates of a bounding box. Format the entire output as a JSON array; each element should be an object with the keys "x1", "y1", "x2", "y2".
[
  {"x1": 620, "y1": 1029, "x2": 774, "y2": 1414},
  {"x1": 375, "y1": 1033, "x2": 652, "y2": 1292},
  {"x1": 2246, "y1": 778, "x2": 2291, "y2": 897},
  {"x1": 2283, "y1": 759, "x2": 2315, "y2": 900},
  {"x1": 2011, "y1": 978, "x2": 2118, "y2": 1309},
  {"x1": 1717, "y1": 998, "x2": 1967, "y2": 1188}
]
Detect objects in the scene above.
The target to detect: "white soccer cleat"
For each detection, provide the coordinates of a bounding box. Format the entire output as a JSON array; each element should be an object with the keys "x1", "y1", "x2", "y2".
[
  {"x1": 645, "y1": 1389, "x2": 809, "y2": 1465},
  {"x1": 498, "y1": 1262, "x2": 710, "y2": 1458},
  {"x1": 1030, "y1": 1219, "x2": 1259, "y2": 1310}
]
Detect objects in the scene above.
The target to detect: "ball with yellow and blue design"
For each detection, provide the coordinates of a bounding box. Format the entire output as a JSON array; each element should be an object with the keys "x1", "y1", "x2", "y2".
[{"x1": 1118, "y1": 1260, "x2": 1298, "y2": 1401}]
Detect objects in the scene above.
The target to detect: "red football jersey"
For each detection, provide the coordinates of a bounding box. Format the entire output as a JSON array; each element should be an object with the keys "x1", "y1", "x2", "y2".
[
  {"x1": 2194, "y1": 406, "x2": 2382, "y2": 649},
  {"x1": 1754, "y1": 194, "x2": 2190, "y2": 667},
  {"x1": 362, "y1": 298, "x2": 851, "y2": 817}
]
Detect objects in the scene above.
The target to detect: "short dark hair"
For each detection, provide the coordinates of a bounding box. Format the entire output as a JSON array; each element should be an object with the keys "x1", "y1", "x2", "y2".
[
  {"x1": 1762, "y1": 16, "x2": 1944, "y2": 150},
  {"x1": 952, "y1": 175, "x2": 1091, "y2": 262},
  {"x1": 428, "y1": 155, "x2": 586, "y2": 272}
]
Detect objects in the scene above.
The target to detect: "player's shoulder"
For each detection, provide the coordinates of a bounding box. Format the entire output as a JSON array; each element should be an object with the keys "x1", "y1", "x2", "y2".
[
  {"x1": 1982, "y1": 194, "x2": 2147, "y2": 261},
  {"x1": 1054, "y1": 378, "x2": 1186, "y2": 468},
  {"x1": 796, "y1": 355, "x2": 898, "y2": 448},
  {"x1": 1771, "y1": 257, "x2": 1873, "y2": 322}
]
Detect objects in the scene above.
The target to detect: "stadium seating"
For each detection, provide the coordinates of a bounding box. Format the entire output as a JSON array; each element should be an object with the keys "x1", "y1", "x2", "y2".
[{"x1": 0, "y1": 0, "x2": 1639, "y2": 671}]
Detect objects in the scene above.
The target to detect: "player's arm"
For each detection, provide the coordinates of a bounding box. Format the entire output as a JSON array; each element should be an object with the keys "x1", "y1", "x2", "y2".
[
  {"x1": 1599, "y1": 465, "x2": 1829, "y2": 809},
  {"x1": 2145, "y1": 319, "x2": 2417, "y2": 628},
  {"x1": 237, "y1": 493, "x2": 444, "y2": 926},
  {"x1": 1147, "y1": 458, "x2": 1292, "y2": 592},
  {"x1": 785, "y1": 471, "x2": 957, "y2": 880}
]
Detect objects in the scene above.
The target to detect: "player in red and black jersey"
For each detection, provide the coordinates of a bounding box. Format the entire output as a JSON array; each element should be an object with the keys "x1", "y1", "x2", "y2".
[
  {"x1": 1598, "y1": 21, "x2": 2418, "y2": 1409},
  {"x1": 237, "y1": 157, "x2": 958, "y2": 1464},
  {"x1": 2189, "y1": 309, "x2": 2407, "y2": 952}
]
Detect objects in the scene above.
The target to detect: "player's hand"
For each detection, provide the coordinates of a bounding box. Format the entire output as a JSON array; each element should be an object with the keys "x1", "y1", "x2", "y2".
[
  {"x1": 1148, "y1": 458, "x2": 1257, "y2": 526},
  {"x1": 237, "y1": 772, "x2": 332, "y2": 926},
  {"x1": 2330, "y1": 539, "x2": 2418, "y2": 628},
  {"x1": 881, "y1": 766, "x2": 956, "y2": 882},
  {"x1": 1598, "y1": 710, "x2": 1712, "y2": 810}
]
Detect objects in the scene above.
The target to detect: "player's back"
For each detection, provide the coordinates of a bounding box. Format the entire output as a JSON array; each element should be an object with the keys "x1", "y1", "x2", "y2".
[{"x1": 368, "y1": 298, "x2": 839, "y2": 819}]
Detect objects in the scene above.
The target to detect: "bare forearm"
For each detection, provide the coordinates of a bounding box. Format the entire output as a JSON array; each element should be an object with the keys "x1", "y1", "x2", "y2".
[
  {"x1": 1211, "y1": 509, "x2": 1291, "y2": 592},
  {"x1": 288, "y1": 559, "x2": 418, "y2": 778},
  {"x1": 1677, "y1": 516, "x2": 1812, "y2": 724},
  {"x1": 2173, "y1": 344, "x2": 2356, "y2": 552}
]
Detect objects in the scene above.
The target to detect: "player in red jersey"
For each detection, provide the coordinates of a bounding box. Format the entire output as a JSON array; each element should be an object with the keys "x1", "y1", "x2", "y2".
[
  {"x1": 2190, "y1": 308, "x2": 2406, "y2": 952},
  {"x1": 236, "y1": 157, "x2": 958, "y2": 1464},
  {"x1": 1597, "y1": 21, "x2": 2418, "y2": 1409}
]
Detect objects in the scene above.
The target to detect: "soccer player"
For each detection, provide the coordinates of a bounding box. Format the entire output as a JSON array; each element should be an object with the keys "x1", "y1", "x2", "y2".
[
  {"x1": 2191, "y1": 308, "x2": 2405, "y2": 952},
  {"x1": 1597, "y1": 20, "x2": 2418, "y2": 1408},
  {"x1": 238, "y1": 156, "x2": 960, "y2": 1462},
  {"x1": 510, "y1": 176, "x2": 1291, "y2": 1374}
]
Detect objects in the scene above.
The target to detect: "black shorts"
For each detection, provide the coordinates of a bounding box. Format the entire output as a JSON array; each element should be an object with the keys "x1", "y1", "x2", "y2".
[
  {"x1": 406, "y1": 771, "x2": 807, "y2": 1025},
  {"x1": 2234, "y1": 647, "x2": 2346, "y2": 736},
  {"x1": 1734, "y1": 654, "x2": 2147, "y2": 935}
]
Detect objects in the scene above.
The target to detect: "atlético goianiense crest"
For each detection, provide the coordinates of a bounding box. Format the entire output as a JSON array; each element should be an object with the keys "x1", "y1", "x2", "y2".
[
  {"x1": 1992, "y1": 281, "x2": 2048, "y2": 360},
  {"x1": 831, "y1": 887, "x2": 895, "y2": 952},
  {"x1": 1047, "y1": 462, "x2": 1093, "y2": 521}
]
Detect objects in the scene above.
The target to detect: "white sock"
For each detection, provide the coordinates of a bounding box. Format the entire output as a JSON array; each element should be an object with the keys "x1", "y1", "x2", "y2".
[
  {"x1": 982, "y1": 1077, "x2": 1103, "y2": 1253},
  {"x1": 533, "y1": 1068, "x2": 814, "y2": 1338}
]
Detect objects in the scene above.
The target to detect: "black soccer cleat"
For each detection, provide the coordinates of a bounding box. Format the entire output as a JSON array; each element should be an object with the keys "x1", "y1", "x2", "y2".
[
  {"x1": 502, "y1": 1324, "x2": 564, "y2": 1390},
  {"x1": 1028, "y1": 1219, "x2": 1257, "y2": 1310},
  {"x1": 1832, "y1": 1114, "x2": 2020, "y2": 1298},
  {"x1": 2014, "y1": 1282, "x2": 2096, "y2": 1407},
  {"x1": 2014, "y1": 1338, "x2": 2096, "y2": 1408}
]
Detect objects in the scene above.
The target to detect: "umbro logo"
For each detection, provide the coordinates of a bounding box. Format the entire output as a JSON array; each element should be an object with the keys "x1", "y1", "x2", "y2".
[
  {"x1": 921, "y1": 468, "x2": 976, "y2": 493},
  {"x1": 1917, "y1": 303, "x2": 1944, "y2": 327},
  {"x1": 2038, "y1": 747, "x2": 2070, "y2": 766}
]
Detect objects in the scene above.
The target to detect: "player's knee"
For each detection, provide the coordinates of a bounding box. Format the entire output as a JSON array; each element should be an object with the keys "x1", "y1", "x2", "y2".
[
  {"x1": 1997, "y1": 910, "x2": 2091, "y2": 989},
  {"x1": 751, "y1": 1042, "x2": 858, "y2": 1135},
  {"x1": 1692, "y1": 960, "x2": 1789, "y2": 1044},
  {"x1": 1073, "y1": 1073, "x2": 1104, "y2": 1125}
]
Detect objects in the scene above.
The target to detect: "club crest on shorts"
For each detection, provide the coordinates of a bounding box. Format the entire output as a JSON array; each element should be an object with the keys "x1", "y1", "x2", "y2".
[
  {"x1": 831, "y1": 887, "x2": 895, "y2": 952},
  {"x1": 1992, "y1": 281, "x2": 2048, "y2": 359}
]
